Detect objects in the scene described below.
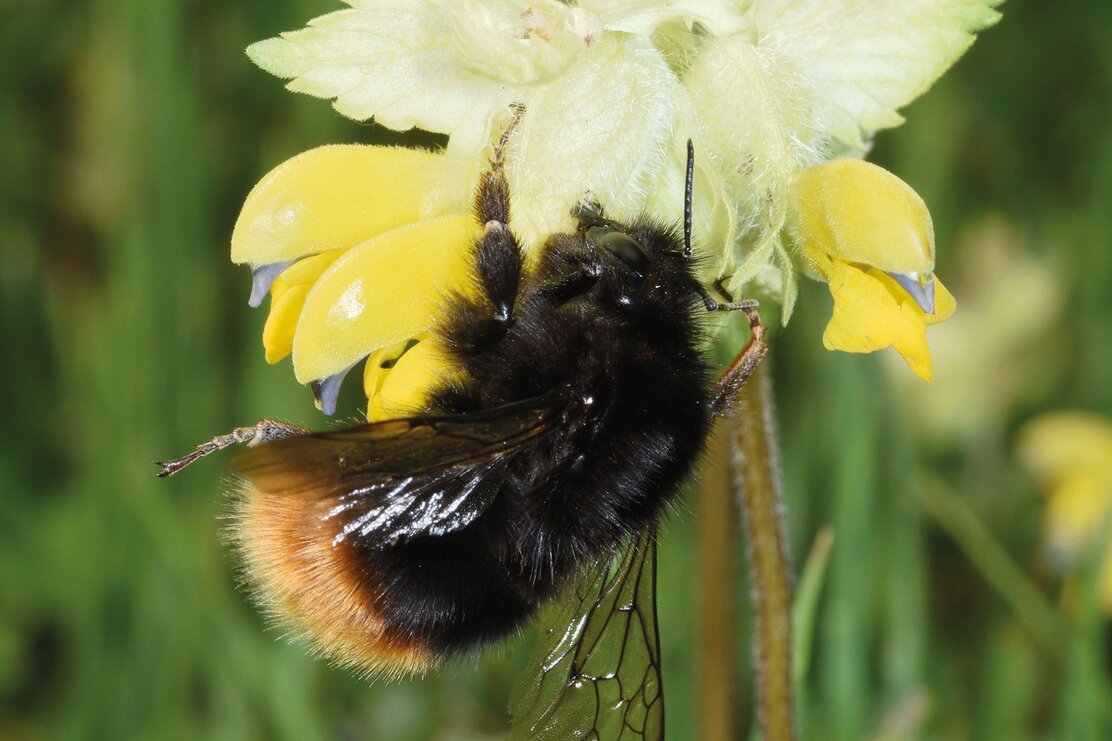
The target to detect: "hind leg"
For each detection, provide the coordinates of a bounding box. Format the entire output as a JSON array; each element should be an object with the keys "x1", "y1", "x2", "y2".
[{"x1": 156, "y1": 420, "x2": 306, "y2": 477}]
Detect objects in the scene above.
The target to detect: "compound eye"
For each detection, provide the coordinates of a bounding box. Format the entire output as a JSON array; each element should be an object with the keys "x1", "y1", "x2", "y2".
[{"x1": 587, "y1": 227, "x2": 650, "y2": 279}]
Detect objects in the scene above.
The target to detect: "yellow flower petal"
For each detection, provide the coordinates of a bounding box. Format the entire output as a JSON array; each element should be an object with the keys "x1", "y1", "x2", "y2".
[
  {"x1": 262, "y1": 284, "x2": 308, "y2": 364},
  {"x1": 362, "y1": 339, "x2": 415, "y2": 414},
  {"x1": 293, "y1": 215, "x2": 479, "y2": 384},
  {"x1": 793, "y1": 158, "x2": 935, "y2": 275},
  {"x1": 822, "y1": 261, "x2": 955, "y2": 381},
  {"x1": 789, "y1": 158, "x2": 955, "y2": 378},
  {"x1": 366, "y1": 338, "x2": 455, "y2": 422},
  {"x1": 927, "y1": 278, "x2": 957, "y2": 325},
  {"x1": 259, "y1": 249, "x2": 345, "y2": 364},
  {"x1": 270, "y1": 248, "x2": 344, "y2": 297},
  {"x1": 231, "y1": 145, "x2": 464, "y2": 266}
]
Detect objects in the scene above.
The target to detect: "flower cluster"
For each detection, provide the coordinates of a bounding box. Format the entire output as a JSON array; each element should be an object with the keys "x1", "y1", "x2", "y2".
[{"x1": 234, "y1": 0, "x2": 1001, "y2": 410}]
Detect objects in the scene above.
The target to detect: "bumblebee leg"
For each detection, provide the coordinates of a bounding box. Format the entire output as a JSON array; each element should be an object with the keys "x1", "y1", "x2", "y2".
[
  {"x1": 709, "y1": 305, "x2": 767, "y2": 416},
  {"x1": 712, "y1": 276, "x2": 736, "y2": 303},
  {"x1": 472, "y1": 106, "x2": 526, "y2": 326},
  {"x1": 155, "y1": 420, "x2": 306, "y2": 477},
  {"x1": 695, "y1": 279, "x2": 760, "y2": 313},
  {"x1": 475, "y1": 103, "x2": 525, "y2": 227},
  {"x1": 474, "y1": 220, "x2": 522, "y2": 326}
]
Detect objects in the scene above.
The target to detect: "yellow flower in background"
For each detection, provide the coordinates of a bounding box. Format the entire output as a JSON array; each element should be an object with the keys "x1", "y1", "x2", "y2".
[
  {"x1": 236, "y1": 0, "x2": 1001, "y2": 412},
  {"x1": 789, "y1": 158, "x2": 956, "y2": 380},
  {"x1": 1018, "y1": 412, "x2": 1112, "y2": 612}
]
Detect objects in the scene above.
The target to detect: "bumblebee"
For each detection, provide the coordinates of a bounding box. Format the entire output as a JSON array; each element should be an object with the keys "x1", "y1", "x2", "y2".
[{"x1": 159, "y1": 137, "x2": 765, "y2": 717}]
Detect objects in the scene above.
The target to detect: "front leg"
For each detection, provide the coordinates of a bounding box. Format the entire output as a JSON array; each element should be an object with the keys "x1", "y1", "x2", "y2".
[
  {"x1": 156, "y1": 420, "x2": 306, "y2": 477},
  {"x1": 709, "y1": 305, "x2": 767, "y2": 417}
]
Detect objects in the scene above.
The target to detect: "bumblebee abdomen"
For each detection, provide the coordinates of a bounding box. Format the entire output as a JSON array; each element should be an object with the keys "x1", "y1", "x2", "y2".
[
  {"x1": 230, "y1": 480, "x2": 536, "y2": 674},
  {"x1": 359, "y1": 524, "x2": 539, "y2": 656}
]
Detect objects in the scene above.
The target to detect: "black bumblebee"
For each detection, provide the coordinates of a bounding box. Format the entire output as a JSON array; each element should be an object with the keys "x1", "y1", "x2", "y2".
[{"x1": 160, "y1": 136, "x2": 764, "y2": 733}]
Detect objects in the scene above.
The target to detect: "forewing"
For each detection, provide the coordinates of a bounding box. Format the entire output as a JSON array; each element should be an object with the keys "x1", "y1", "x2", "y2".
[
  {"x1": 230, "y1": 394, "x2": 563, "y2": 547},
  {"x1": 509, "y1": 527, "x2": 664, "y2": 741}
]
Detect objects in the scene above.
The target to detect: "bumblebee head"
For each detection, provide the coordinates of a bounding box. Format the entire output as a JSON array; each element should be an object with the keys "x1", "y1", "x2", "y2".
[
  {"x1": 573, "y1": 205, "x2": 650, "y2": 274},
  {"x1": 562, "y1": 205, "x2": 700, "y2": 323},
  {"x1": 549, "y1": 140, "x2": 709, "y2": 317},
  {"x1": 585, "y1": 225, "x2": 651, "y2": 280}
]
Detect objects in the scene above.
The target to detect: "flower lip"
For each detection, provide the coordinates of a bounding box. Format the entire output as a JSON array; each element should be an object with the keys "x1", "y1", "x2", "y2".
[{"x1": 886, "y1": 270, "x2": 936, "y2": 315}]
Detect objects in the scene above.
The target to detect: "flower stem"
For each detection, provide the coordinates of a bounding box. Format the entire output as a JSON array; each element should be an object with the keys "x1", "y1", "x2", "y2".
[
  {"x1": 696, "y1": 418, "x2": 740, "y2": 740},
  {"x1": 734, "y1": 363, "x2": 796, "y2": 741}
]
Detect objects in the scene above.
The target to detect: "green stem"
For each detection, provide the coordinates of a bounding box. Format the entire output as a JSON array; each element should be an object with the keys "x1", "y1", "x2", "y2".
[
  {"x1": 696, "y1": 419, "x2": 741, "y2": 741},
  {"x1": 734, "y1": 363, "x2": 796, "y2": 741}
]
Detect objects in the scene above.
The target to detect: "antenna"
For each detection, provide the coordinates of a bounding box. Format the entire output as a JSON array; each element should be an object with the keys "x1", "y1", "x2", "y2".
[{"x1": 684, "y1": 139, "x2": 694, "y2": 259}]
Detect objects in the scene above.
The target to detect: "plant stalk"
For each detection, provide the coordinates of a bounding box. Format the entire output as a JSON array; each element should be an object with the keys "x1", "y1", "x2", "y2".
[
  {"x1": 696, "y1": 417, "x2": 741, "y2": 741},
  {"x1": 734, "y1": 363, "x2": 796, "y2": 741}
]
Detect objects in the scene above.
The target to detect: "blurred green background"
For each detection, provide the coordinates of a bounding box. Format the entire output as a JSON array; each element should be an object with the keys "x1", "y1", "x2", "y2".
[{"x1": 3, "y1": 2, "x2": 1112, "y2": 739}]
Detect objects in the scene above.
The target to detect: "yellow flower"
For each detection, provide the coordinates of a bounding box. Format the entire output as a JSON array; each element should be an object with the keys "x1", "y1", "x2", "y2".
[
  {"x1": 887, "y1": 219, "x2": 1063, "y2": 442},
  {"x1": 232, "y1": 145, "x2": 476, "y2": 415},
  {"x1": 1018, "y1": 412, "x2": 1112, "y2": 612},
  {"x1": 789, "y1": 158, "x2": 956, "y2": 380}
]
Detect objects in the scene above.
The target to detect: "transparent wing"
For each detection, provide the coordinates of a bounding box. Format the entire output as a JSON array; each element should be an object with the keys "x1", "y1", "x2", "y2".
[
  {"x1": 509, "y1": 527, "x2": 664, "y2": 741},
  {"x1": 230, "y1": 393, "x2": 563, "y2": 548}
]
